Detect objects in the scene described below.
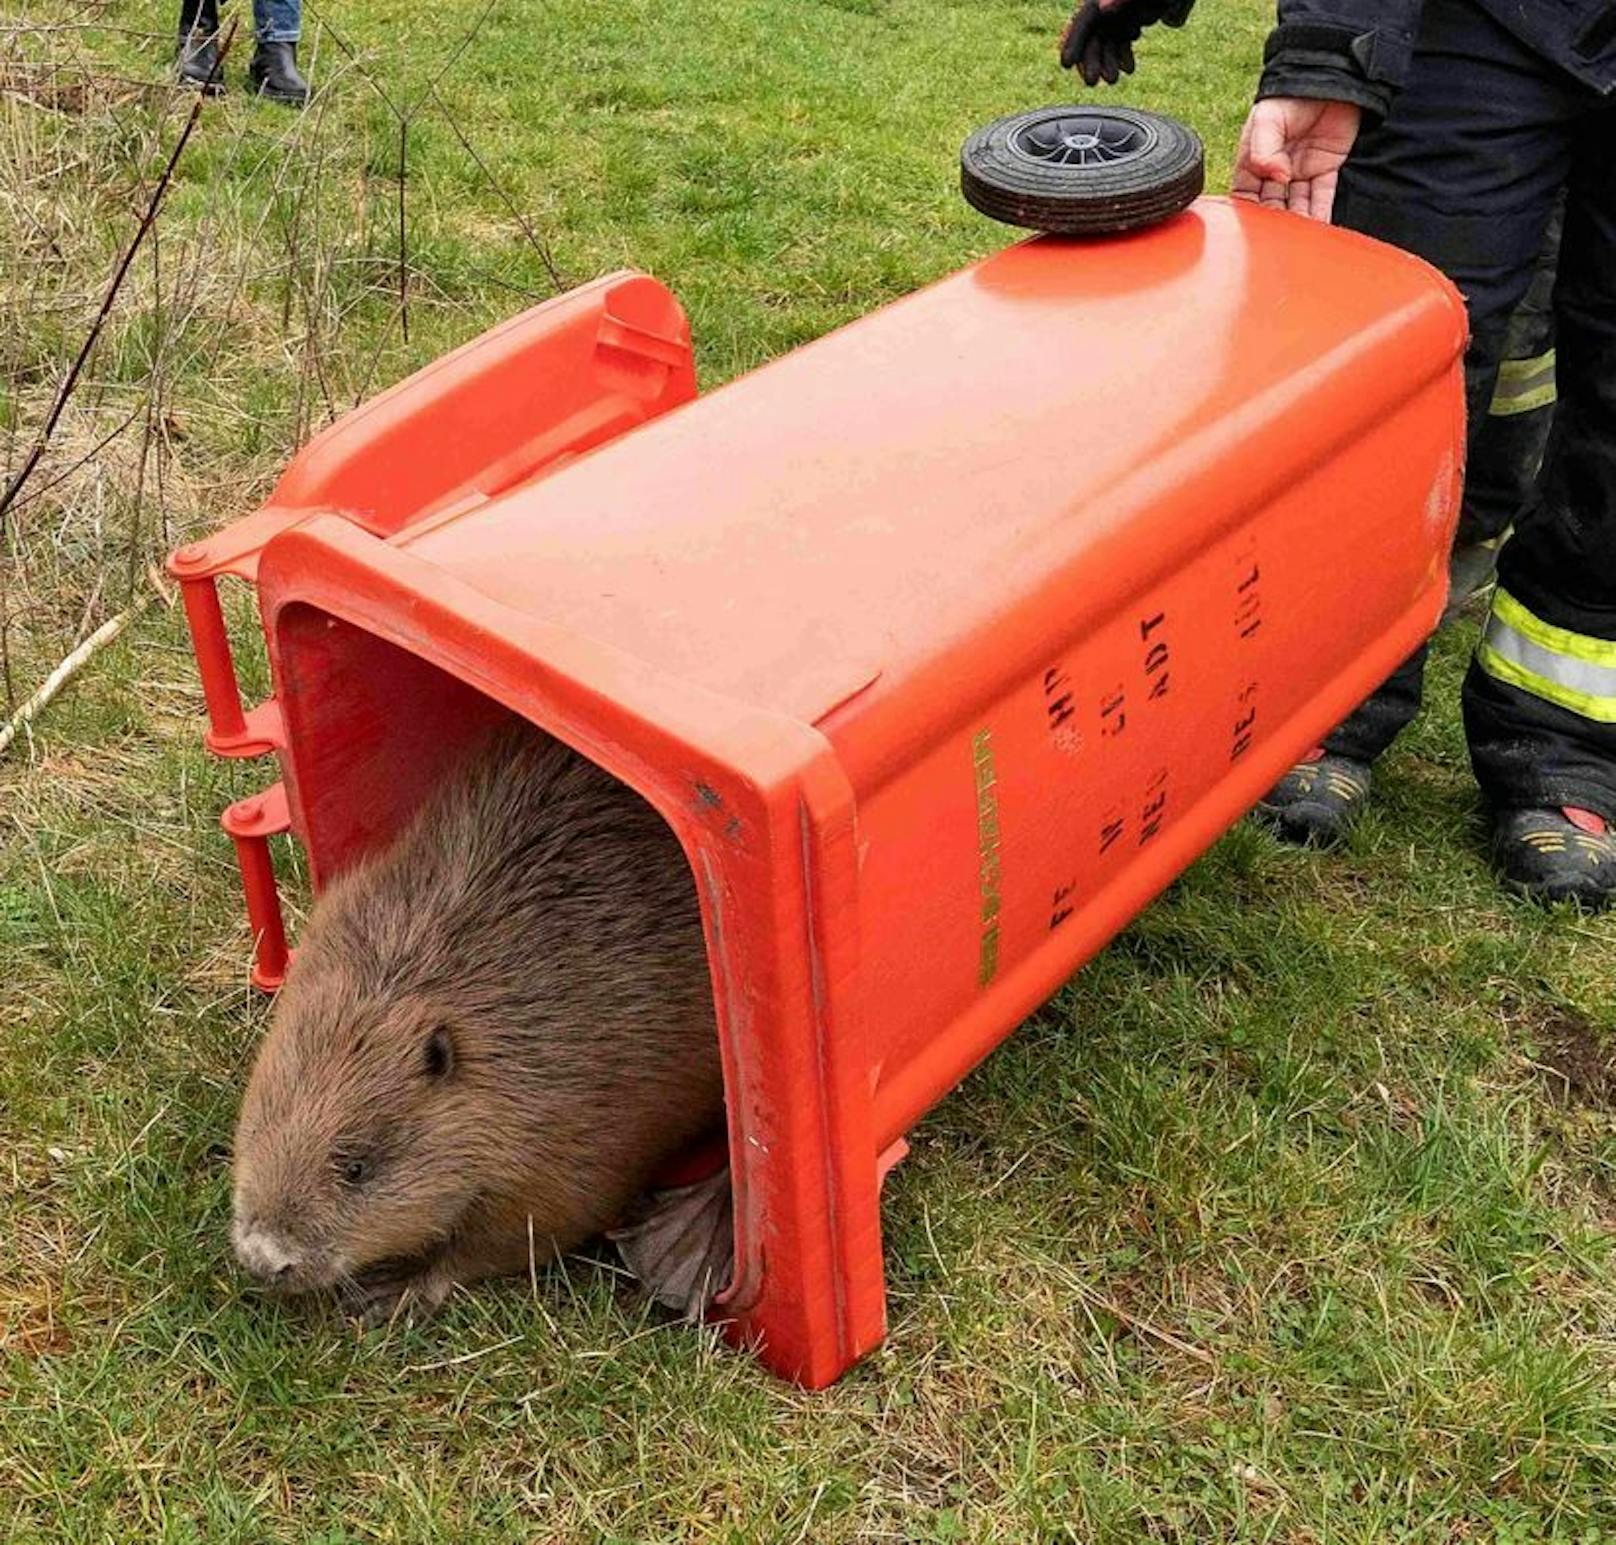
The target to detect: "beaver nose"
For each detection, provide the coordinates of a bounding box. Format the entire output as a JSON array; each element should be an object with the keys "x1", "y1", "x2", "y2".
[{"x1": 233, "y1": 1217, "x2": 305, "y2": 1282}]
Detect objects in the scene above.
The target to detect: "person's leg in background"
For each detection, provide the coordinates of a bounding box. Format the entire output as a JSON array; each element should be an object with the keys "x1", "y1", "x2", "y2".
[
  {"x1": 247, "y1": 0, "x2": 309, "y2": 107},
  {"x1": 1253, "y1": 0, "x2": 1576, "y2": 846},
  {"x1": 1465, "y1": 101, "x2": 1616, "y2": 907},
  {"x1": 175, "y1": 0, "x2": 306, "y2": 103},
  {"x1": 176, "y1": 0, "x2": 224, "y2": 94}
]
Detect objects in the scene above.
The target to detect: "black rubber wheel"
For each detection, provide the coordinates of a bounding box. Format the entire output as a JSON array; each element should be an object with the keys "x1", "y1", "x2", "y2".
[{"x1": 960, "y1": 106, "x2": 1204, "y2": 236}]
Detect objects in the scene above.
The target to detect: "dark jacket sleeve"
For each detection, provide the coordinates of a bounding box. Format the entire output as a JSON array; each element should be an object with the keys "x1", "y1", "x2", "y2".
[{"x1": 1258, "y1": 1, "x2": 1424, "y2": 119}]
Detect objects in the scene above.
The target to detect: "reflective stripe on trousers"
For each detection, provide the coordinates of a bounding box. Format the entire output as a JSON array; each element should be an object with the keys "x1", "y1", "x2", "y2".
[
  {"x1": 1488, "y1": 347, "x2": 1557, "y2": 416},
  {"x1": 1477, "y1": 588, "x2": 1616, "y2": 723}
]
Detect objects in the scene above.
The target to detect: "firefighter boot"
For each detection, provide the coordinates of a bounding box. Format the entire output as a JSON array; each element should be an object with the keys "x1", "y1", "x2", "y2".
[
  {"x1": 1251, "y1": 749, "x2": 1373, "y2": 848},
  {"x1": 1492, "y1": 807, "x2": 1616, "y2": 910}
]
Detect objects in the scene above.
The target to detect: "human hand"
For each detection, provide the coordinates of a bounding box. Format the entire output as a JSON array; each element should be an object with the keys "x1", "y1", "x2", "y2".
[
  {"x1": 1231, "y1": 97, "x2": 1362, "y2": 222},
  {"x1": 1059, "y1": 0, "x2": 1195, "y2": 87}
]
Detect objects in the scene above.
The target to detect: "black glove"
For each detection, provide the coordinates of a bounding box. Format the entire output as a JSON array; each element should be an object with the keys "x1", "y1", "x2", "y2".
[{"x1": 1059, "y1": 0, "x2": 1196, "y2": 87}]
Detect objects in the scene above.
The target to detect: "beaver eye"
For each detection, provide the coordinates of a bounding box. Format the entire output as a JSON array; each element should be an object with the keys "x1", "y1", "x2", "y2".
[
  {"x1": 422, "y1": 1025, "x2": 455, "y2": 1081},
  {"x1": 336, "y1": 1154, "x2": 370, "y2": 1186}
]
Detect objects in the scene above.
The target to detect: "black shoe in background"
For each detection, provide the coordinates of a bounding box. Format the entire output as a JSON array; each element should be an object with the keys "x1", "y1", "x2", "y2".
[
  {"x1": 176, "y1": 25, "x2": 225, "y2": 93},
  {"x1": 247, "y1": 40, "x2": 309, "y2": 107}
]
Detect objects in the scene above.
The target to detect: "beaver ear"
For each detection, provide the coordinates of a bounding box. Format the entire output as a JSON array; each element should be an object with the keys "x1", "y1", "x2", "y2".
[{"x1": 422, "y1": 1025, "x2": 456, "y2": 1080}]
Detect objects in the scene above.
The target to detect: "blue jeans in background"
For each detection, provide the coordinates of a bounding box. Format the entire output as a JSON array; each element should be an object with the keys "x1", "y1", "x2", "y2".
[
  {"x1": 252, "y1": 0, "x2": 300, "y2": 44},
  {"x1": 180, "y1": 0, "x2": 299, "y2": 45}
]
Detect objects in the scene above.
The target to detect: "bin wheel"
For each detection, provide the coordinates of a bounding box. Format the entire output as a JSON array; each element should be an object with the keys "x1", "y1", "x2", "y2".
[{"x1": 960, "y1": 106, "x2": 1204, "y2": 236}]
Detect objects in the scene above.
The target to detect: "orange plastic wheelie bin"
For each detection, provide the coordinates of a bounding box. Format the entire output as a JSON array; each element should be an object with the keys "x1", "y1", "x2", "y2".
[{"x1": 171, "y1": 198, "x2": 1466, "y2": 1387}]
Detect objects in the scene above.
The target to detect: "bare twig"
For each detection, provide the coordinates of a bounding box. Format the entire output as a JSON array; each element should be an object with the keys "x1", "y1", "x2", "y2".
[
  {"x1": 0, "y1": 594, "x2": 151, "y2": 758},
  {"x1": 427, "y1": 78, "x2": 565, "y2": 293},
  {"x1": 396, "y1": 117, "x2": 408, "y2": 342},
  {"x1": 0, "y1": 561, "x2": 13, "y2": 714},
  {"x1": 3, "y1": 0, "x2": 570, "y2": 736},
  {"x1": 310, "y1": 0, "x2": 532, "y2": 350},
  {"x1": 2, "y1": 403, "x2": 145, "y2": 519},
  {"x1": 306, "y1": 8, "x2": 402, "y2": 116},
  {"x1": 0, "y1": 60, "x2": 185, "y2": 104},
  {"x1": 0, "y1": 19, "x2": 238, "y2": 545},
  {"x1": 410, "y1": 0, "x2": 500, "y2": 114},
  {"x1": 0, "y1": 22, "x2": 173, "y2": 42}
]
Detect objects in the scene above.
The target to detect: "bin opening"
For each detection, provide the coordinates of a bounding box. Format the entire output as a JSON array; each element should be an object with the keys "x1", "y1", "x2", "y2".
[{"x1": 272, "y1": 604, "x2": 739, "y2": 1315}]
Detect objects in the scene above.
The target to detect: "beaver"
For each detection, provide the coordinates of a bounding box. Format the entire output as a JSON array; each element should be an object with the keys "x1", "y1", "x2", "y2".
[{"x1": 229, "y1": 721, "x2": 728, "y2": 1322}]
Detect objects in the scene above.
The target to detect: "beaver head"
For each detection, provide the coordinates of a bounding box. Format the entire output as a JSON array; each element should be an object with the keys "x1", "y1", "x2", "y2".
[{"x1": 229, "y1": 936, "x2": 492, "y2": 1295}]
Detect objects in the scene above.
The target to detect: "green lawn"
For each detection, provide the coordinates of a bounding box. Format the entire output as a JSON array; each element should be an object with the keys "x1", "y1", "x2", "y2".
[{"x1": 4, "y1": 1, "x2": 1616, "y2": 1540}]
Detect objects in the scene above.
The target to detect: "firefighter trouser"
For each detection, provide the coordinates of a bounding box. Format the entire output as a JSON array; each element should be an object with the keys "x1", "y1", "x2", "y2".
[
  {"x1": 1316, "y1": 0, "x2": 1616, "y2": 819},
  {"x1": 1443, "y1": 198, "x2": 1560, "y2": 621}
]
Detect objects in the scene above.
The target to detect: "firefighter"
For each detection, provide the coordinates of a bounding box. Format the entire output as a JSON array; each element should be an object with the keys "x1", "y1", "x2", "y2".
[{"x1": 1060, "y1": 0, "x2": 1616, "y2": 909}]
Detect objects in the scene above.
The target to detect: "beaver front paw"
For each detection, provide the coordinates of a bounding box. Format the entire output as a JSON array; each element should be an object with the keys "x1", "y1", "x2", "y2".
[{"x1": 341, "y1": 1263, "x2": 456, "y2": 1328}]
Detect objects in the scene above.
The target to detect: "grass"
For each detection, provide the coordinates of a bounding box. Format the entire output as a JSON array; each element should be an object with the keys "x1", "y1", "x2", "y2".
[{"x1": 3, "y1": 0, "x2": 1616, "y2": 1539}]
